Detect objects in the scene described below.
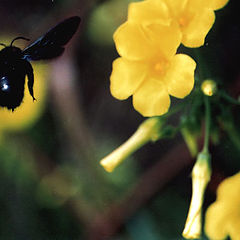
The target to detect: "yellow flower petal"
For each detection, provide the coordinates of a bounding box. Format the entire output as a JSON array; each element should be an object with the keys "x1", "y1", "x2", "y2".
[
  {"x1": 113, "y1": 21, "x2": 155, "y2": 60},
  {"x1": 227, "y1": 216, "x2": 240, "y2": 239},
  {"x1": 185, "y1": 0, "x2": 228, "y2": 13},
  {"x1": 205, "y1": 202, "x2": 228, "y2": 239},
  {"x1": 181, "y1": 8, "x2": 215, "y2": 47},
  {"x1": 164, "y1": 54, "x2": 196, "y2": 98},
  {"x1": 217, "y1": 173, "x2": 240, "y2": 201},
  {"x1": 187, "y1": 0, "x2": 208, "y2": 11},
  {"x1": 144, "y1": 21, "x2": 182, "y2": 59},
  {"x1": 128, "y1": 0, "x2": 171, "y2": 26},
  {"x1": 208, "y1": 0, "x2": 229, "y2": 10},
  {"x1": 133, "y1": 78, "x2": 170, "y2": 117},
  {"x1": 114, "y1": 20, "x2": 182, "y2": 61},
  {"x1": 162, "y1": 0, "x2": 188, "y2": 19},
  {"x1": 110, "y1": 57, "x2": 147, "y2": 100},
  {"x1": 205, "y1": 172, "x2": 240, "y2": 240}
]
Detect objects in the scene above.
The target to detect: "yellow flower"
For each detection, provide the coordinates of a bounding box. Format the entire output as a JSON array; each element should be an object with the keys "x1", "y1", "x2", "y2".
[
  {"x1": 160, "y1": 0, "x2": 215, "y2": 48},
  {"x1": 163, "y1": 0, "x2": 229, "y2": 47},
  {"x1": 100, "y1": 117, "x2": 163, "y2": 172},
  {"x1": 0, "y1": 62, "x2": 48, "y2": 136},
  {"x1": 205, "y1": 172, "x2": 240, "y2": 240},
  {"x1": 36, "y1": 166, "x2": 78, "y2": 207},
  {"x1": 182, "y1": 152, "x2": 211, "y2": 239},
  {"x1": 127, "y1": 0, "x2": 228, "y2": 48},
  {"x1": 111, "y1": 19, "x2": 196, "y2": 116}
]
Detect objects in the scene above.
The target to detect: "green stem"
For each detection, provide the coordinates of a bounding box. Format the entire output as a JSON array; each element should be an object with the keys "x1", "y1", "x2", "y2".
[
  {"x1": 220, "y1": 91, "x2": 240, "y2": 105},
  {"x1": 163, "y1": 101, "x2": 185, "y2": 118},
  {"x1": 203, "y1": 96, "x2": 211, "y2": 153},
  {"x1": 222, "y1": 119, "x2": 240, "y2": 151}
]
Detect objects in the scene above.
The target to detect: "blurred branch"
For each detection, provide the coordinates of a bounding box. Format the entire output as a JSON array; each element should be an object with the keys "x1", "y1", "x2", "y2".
[
  {"x1": 50, "y1": 53, "x2": 111, "y2": 208},
  {"x1": 86, "y1": 142, "x2": 195, "y2": 240},
  {"x1": 50, "y1": 54, "x2": 95, "y2": 161}
]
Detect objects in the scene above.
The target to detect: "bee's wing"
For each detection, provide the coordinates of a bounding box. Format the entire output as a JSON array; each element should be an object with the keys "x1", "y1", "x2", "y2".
[{"x1": 22, "y1": 16, "x2": 80, "y2": 61}]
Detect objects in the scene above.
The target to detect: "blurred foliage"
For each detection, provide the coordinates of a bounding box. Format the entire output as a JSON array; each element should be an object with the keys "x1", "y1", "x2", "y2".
[
  {"x1": 87, "y1": 0, "x2": 140, "y2": 46},
  {"x1": 0, "y1": 0, "x2": 239, "y2": 239}
]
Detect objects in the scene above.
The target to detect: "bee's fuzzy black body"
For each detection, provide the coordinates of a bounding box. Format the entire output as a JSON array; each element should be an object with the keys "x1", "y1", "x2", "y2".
[{"x1": 0, "y1": 16, "x2": 80, "y2": 111}]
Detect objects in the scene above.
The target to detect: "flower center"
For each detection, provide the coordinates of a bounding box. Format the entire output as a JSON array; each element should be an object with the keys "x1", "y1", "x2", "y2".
[
  {"x1": 178, "y1": 12, "x2": 193, "y2": 29},
  {"x1": 152, "y1": 59, "x2": 168, "y2": 77},
  {"x1": 154, "y1": 62, "x2": 164, "y2": 72},
  {"x1": 179, "y1": 17, "x2": 187, "y2": 27}
]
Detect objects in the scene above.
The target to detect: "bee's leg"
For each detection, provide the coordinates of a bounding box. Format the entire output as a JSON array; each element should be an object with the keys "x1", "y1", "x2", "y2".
[{"x1": 24, "y1": 60, "x2": 36, "y2": 101}]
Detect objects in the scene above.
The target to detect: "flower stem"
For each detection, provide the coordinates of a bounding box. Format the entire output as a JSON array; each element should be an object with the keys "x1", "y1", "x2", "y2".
[
  {"x1": 220, "y1": 91, "x2": 240, "y2": 105},
  {"x1": 163, "y1": 101, "x2": 185, "y2": 117},
  {"x1": 203, "y1": 96, "x2": 211, "y2": 154},
  {"x1": 221, "y1": 119, "x2": 240, "y2": 151}
]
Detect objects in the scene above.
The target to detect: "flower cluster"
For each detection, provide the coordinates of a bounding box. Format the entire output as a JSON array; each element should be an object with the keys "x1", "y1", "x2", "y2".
[
  {"x1": 110, "y1": 0, "x2": 228, "y2": 116},
  {"x1": 205, "y1": 172, "x2": 240, "y2": 240}
]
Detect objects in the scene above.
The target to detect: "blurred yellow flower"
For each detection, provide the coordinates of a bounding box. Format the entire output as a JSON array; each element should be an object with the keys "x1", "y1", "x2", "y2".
[
  {"x1": 36, "y1": 166, "x2": 78, "y2": 207},
  {"x1": 0, "y1": 62, "x2": 48, "y2": 135},
  {"x1": 205, "y1": 172, "x2": 240, "y2": 240},
  {"x1": 111, "y1": 20, "x2": 196, "y2": 116}
]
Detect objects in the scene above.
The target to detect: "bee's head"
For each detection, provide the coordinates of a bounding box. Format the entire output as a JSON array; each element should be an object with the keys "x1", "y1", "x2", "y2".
[
  {"x1": 10, "y1": 36, "x2": 30, "y2": 47},
  {"x1": 0, "y1": 37, "x2": 30, "y2": 59},
  {"x1": 0, "y1": 45, "x2": 23, "y2": 59},
  {"x1": 0, "y1": 36, "x2": 30, "y2": 50},
  {"x1": 0, "y1": 43, "x2": 7, "y2": 49}
]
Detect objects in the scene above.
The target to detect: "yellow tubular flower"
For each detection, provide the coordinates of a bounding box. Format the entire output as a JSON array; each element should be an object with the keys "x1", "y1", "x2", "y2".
[
  {"x1": 205, "y1": 172, "x2": 240, "y2": 240},
  {"x1": 182, "y1": 152, "x2": 211, "y2": 239},
  {"x1": 111, "y1": 19, "x2": 196, "y2": 116},
  {"x1": 100, "y1": 117, "x2": 163, "y2": 172}
]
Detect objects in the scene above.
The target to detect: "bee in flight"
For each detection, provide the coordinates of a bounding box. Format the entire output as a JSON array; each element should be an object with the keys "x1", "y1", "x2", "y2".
[{"x1": 0, "y1": 16, "x2": 80, "y2": 111}]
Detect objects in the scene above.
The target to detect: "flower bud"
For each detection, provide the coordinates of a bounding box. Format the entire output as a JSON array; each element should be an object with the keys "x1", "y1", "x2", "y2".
[
  {"x1": 100, "y1": 117, "x2": 163, "y2": 172},
  {"x1": 201, "y1": 79, "x2": 217, "y2": 96},
  {"x1": 182, "y1": 152, "x2": 211, "y2": 239}
]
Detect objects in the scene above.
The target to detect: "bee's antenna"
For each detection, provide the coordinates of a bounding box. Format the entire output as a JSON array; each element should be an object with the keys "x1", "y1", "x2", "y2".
[
  {"x1": 0, "y1": 43, "x2": 7, "y2": 48},
  {"x1": 10, "y1": 36, "x2": 30, "y2": 47}
]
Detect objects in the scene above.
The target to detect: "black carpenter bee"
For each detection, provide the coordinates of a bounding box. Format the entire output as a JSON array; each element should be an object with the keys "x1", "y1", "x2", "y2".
[{"x1": 0, "y1": 16, "x2": 80, "y2": 111}]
